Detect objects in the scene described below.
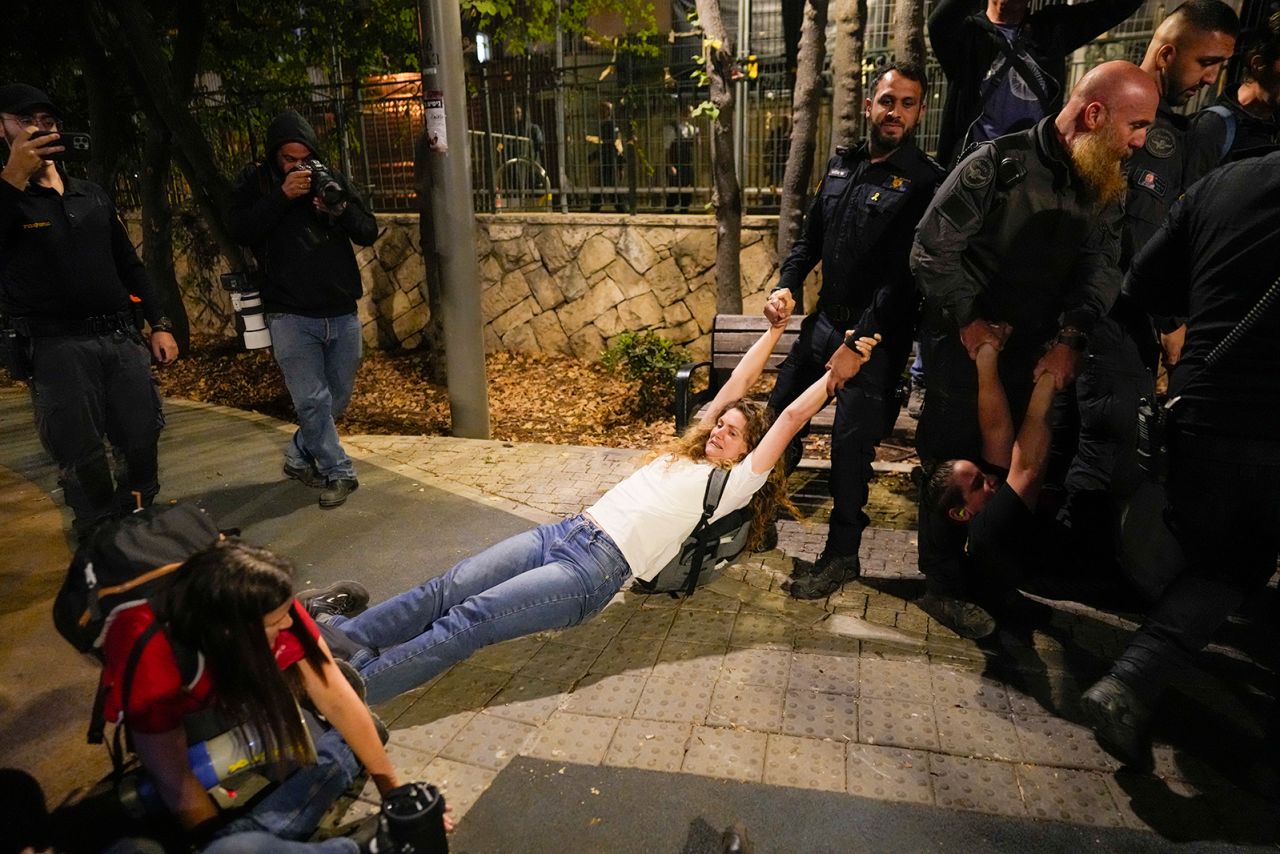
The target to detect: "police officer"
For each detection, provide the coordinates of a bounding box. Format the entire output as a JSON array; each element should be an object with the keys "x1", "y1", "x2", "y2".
[
  {"x1": 909, "y1": 61, "x2": 1157, "y2": 636},
  {"x1": 1082, "y1": 150, "x2": 1280, "y2": 781},
  {"x1": 0, "y1": 83, "x2": 178, "y2": 539},
  {"x1": 765, "y1": 63, "x2": 946, "y2": 600}
]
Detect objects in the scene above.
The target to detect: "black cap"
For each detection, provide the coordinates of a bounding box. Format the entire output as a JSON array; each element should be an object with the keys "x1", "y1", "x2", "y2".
[{"x1": 0, "y1": 84, "x2": 61, "y2": 117}]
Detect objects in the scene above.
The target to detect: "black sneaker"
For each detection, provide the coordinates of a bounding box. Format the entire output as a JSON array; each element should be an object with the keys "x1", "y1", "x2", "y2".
[
  {"x1": 1081, "y1": 674, "x2": 1155, "y2": 772},
  {"x1": 301, "y1": 580, "x2": 370, "y2": 620},
  {"x1": 284, "y1": 462, "x2": 327, "y2": 489},
  {"x1": 917, "y1": 591, "x2": 997, "y2": 639},
  {"x1": 788, "y1": 553, "x2": 860, "y2": 600},
  {"x1": 320, "y1": 477, "x2": 359, "y2": 508}
]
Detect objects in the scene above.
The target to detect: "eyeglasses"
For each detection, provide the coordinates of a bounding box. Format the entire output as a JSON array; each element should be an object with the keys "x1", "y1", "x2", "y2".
[{"x1": 3, "y1": 113, "x2": 59, "y2": 130}]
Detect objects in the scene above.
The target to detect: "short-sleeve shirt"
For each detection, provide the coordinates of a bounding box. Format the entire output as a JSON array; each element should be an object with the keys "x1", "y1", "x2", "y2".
[{"x1": 100, "y1": 600, "x2": 321, "y2": 734}]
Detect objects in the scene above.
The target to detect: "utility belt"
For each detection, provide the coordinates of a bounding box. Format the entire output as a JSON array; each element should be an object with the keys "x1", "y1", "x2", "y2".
[
  {"x1": 10, "y1": 310, "x2": 137, "y2": 338},
  {"x1": 818, "y1": 302, "x2": 858, "y2": 324}
]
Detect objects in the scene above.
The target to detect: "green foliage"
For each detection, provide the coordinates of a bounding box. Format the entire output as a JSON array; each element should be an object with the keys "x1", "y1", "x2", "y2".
[
  {"x1": 460, "y1": 0, "x2": 658, "y2": 55},
  {"x1": 600, "y1": 331, "x2": 687, "y2": 419}
]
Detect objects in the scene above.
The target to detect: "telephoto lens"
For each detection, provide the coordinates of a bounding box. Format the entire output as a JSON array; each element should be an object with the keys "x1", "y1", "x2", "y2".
[{"x1": 379, "y1": 782, "x2": 448, "y2": 853}]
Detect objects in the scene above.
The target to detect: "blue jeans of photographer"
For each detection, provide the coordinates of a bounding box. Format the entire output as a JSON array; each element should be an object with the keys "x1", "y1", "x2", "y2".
[
  {"x1": 266, "y1": 313, "x2": 361, "y2": 480},
  {"x1": 331, "y1": 515, "x2": 632, "y2": 704}
]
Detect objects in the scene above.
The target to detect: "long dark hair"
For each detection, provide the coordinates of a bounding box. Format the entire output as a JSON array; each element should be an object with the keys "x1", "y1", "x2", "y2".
[{"x1": 151, "y1": 540, "x2": 327, "y2": 765}]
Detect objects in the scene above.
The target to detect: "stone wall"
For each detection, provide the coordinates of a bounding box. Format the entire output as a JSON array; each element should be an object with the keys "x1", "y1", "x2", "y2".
[{"x1": 147, "y1": 213, "x2": 819, "y2": 358}]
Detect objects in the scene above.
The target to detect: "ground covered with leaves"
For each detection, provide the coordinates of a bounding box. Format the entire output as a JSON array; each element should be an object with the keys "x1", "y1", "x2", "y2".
[{"x1": 154, "y1": 338, "x2": 680, "y2": 449}]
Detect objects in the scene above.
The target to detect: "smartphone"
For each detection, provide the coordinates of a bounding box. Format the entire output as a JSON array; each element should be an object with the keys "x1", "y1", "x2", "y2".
[{"x1": 30, "y1": 130, "x2": 93, "y2": 163}]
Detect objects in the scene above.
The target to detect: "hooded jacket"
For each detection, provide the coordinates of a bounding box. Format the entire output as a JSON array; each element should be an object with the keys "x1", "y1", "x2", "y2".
[{"x1": 229, "y1": 111, "x2": 378, "y2": 317}]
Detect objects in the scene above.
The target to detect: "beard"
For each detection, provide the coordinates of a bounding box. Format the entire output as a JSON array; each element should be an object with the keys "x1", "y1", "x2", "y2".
[
  {"x1": 869, "y1": 122, "x2": 914, "y2": 154},
  {"x1": 1068, "y1": 129, "x2": 1128, "y2": 206}
]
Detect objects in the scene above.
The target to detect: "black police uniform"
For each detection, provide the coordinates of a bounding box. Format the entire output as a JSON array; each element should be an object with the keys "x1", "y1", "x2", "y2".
[
  {"x1": 1099, "y1": 151, "x2": 1280, "y2": 723},
  {"x1": 0, "y1": 173, "x2": 168, "y2": 534},
  {"x1": 1185, "y1": 90, "x2": 1280, "y2": 173},
  {"x1": 767, "y1": 141, "x2": 944, "y2": 560},
  {"x1": 910, "y1": 116, "x2": 1123, "y2": 591}
]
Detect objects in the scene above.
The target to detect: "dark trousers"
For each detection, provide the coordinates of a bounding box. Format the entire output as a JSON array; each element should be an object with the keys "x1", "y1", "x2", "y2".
[
  {"x1": 766, "y1": 312, "x2": 904, "y2": 558},
  {"x1": 1112, "y1": 431, "x2": 1280, "y2": 701},
  {"x1": 29, "y1": 332, "x2": 163, "y2": 535}
]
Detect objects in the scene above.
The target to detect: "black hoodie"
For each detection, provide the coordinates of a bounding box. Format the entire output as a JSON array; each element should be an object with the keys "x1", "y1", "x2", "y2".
[{"x1": 229, "y1": 110, "x2": 378, "y2": 317}]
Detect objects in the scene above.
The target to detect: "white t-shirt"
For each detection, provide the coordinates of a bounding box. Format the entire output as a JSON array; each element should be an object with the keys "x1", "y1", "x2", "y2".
[{"x1": 586, "y1": 452, "x2": 771, "y2": 582}]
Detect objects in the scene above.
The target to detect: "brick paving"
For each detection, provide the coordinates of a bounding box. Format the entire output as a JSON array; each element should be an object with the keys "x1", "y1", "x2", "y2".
[{"x1": 335, "y1": 433, "x2": 1278, "y2": 842}]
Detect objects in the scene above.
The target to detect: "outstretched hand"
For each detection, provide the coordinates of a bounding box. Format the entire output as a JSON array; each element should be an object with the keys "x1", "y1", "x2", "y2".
[
  {"x1": 825, "y1": 333, "x2": 881, "y2": 395},
  {"x1": 1033, "y1": 342, "x2": 1080, "y2": 391},
  {"x1": 764, "y1": 288, "x2": 795, "y2": 327}
]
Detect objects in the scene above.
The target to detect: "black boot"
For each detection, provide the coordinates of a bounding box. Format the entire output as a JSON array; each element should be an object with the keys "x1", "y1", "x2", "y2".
[
  {"x1": 788, "y1": 553, "x2": 860, "y2": 600},
  {"x1": 1081, "y1": 674, "x2": 1155, "y2": 772}
]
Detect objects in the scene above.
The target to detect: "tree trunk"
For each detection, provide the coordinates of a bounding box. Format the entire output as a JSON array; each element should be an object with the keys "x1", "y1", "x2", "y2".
[
  {"x1": 140, "y1": 126, "x2": 190, "y2": 352},
  {"x1": 694, "y1": 0, "x2": 742, "y2": 314},
  {"x1": 777, "y1": 0, "x2": 830, "y2": 301},
  {"x1": 829, "y1": 0, "x2": 868, "y2": 153},
  {"x1": 893, "y1": 0, "x2": 927, "y2": 67}
]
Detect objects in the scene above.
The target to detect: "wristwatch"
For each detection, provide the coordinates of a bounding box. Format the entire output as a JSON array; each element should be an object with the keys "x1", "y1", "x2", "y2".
[
  {"x1": 1056, "y1": 326, "x2": 1088, "y2": 351},
  {"x1": 152, "y1": 315, "x2": 176, "y2": 334}
]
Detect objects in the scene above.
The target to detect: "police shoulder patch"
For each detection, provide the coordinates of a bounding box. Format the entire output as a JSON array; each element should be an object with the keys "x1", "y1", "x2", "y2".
[
  {"x1": 960, "y1": 156, "x2": 995, "y2": 190},
  {"x1": 827, "y1": 166, "x2": 851, "y2": 178},
  {"x1": 1144, "y1": 127, "x2": 1177, "y2": 159}
]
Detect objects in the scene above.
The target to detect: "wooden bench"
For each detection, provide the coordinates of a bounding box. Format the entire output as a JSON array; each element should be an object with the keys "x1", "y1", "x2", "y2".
[{"x1": 674, "y1": 314, "x2": 834, "y2": 435}]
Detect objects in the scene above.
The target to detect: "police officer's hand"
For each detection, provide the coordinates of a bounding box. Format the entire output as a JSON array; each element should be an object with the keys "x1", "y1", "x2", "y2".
[
  {"x1": 281, "y1": 168, "x2": 312, "y2": 200},
  {"x1": 150, "y1": 331, "x2": 179, "y2": 365},
  {"x1": 764, "y1": 288, "x2": 795, "y2": 327},
  {"x1": 1033, "y1": 342, "x2": 1080, "y2": 390},
  {"x1": 0, "y1": 127, "x2": 63, "y2": 190},
  {"x1": 959, "y1": 319, "x2": 1001, "y2": 360},
  {"x1": 1160, "y1": 324, "x2": 1186, "y2": 367},
  {"x1": 826, "y1": 333, "x2": 880, "y2": 395}
]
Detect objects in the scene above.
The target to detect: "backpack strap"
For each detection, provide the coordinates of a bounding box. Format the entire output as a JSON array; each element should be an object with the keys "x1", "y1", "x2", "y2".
[
  {"x1": 680, "y1": 467, "x2": 733, "y2": 598},
  {"x1": 1204, "y1": 105, "x2": 1237, "y2": 162}
]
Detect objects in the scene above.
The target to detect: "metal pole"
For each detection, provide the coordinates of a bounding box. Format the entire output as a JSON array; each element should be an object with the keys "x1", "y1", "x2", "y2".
[
  {"x1": 418, "y1": 0, "x2": 491, "y2": 438},
  {"x1": 734, "y1": 0, "x2": 749, "y2": 197},
  {"x1": 555, "y1": 7, "x2": 570, "y2": 213}
]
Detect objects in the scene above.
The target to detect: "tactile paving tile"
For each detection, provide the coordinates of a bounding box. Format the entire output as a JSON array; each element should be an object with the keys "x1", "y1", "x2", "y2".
[
  {"x1": 516, "y1": 641, "x2": 600, "y2": 688},
  {"x1": 589, "y1": 635, "x2": 663, "y2": 677},
  {"x1": 420, "y1": 755, "x2": 499, "y2": 823},
  {"x1": 617, "y1": 607, "x2": 678, "y2": 640},
  {"x1": 667, "y1": 609, "x2": 737, "y2": 646},
  {"x1": 930, "y1": 665, "x2": 1011, "y2": 712},
  {"x1": 1002, "y1": 673, "x2": 1084, "y2": 719},
  {"x1": 650, "y1": 640, "x2": 726, "y2": 682},
  {"x1": 782, "y1": 690, "x2": 858, "y2": 741},
  {"x1": 721, "y1": 648, "x2": 792, "y2": 689},
  {"x1": 859, "y1": 658, "x2": 935, "y2": 704},
  {"x1": 562, "y1": 672, "x2": 647, "y2": 718},
  {"x1": 522, "y1": 710, "x2": 620, "y2": 765},
  {"x1": 551, "y1": 607, "x2": 630, "y2": 650},
  {"x1": 763, "y1": 733, "x2": 847, "y2": 792},
  {"x1": 387, "y1": 702, "x2": 477, "y2": 757},
  {"x1": 371, "y1": 687, "x2": 425, "y2": 726},
  {"x1": 332, "y1": 791, "x2": 380, "y2": 826},
  {"x1": 678, "y1": 588, "x2": 743, "y2": 614},
  {"x1": 707, "y1": 680, "x2": 785, "y2": 732},
  {"x1": 789, "y1": 651, "x2": 859, "y2": 696},
  {"x1": 934, "y1": 706, "x2": 1023, "y2": 762},
  {"x1": 729, "y1": 612, "x2": 796, "y2": 650},
  {"x1": 603, "y1": 718, "x2": 693, "y2": 773},
  {"x1": 482, "y1": 674, "x2": 566, "y2": 726},
  {"x1": 465, "y1": 635, "x2": 547, "y2": 673},
  {"x1": 437, "y1": 710, "x2": 538, "y2": 771},
  {"x1": 845, "y1": 744, "x2": 933, "y2": 805},
  {"x1": 421, "y1": 664, "x2": 511, "y2": 709},
  {"x1": 929, "y1": 754, "x2": 1027, "y2": 817},
  {"x1": 682, "y1": 725, "x2": 768, "y2": 782},
  {"x1": 1012, "y1": 713, "x2": 1121, "y2": 771},
  {"x1": 858, "y1": 699, "x2": 940, "y2": 751},
  {"x1": 793, "y1": 627, "x2": 861, "y2": 656},
  {"x1": 1016, "y1": 764, "x2": 1125, "y2": 827},
  {"x1": 633, "y1": 675, "x2": 713, "y2": 724}
]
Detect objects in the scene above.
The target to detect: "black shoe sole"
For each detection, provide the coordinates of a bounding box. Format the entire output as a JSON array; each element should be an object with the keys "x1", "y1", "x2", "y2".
[{"x1": 1080, "y1": 688, "x2": 1155, "y2": 773}]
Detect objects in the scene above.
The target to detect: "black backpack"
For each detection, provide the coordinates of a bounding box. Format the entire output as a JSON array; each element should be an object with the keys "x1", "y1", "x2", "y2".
[{"x1": 633, "y1": 467, "x2": 753, "y2": 597}]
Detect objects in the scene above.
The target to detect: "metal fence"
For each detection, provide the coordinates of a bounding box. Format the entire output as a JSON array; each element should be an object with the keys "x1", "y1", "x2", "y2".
[{"x1": 116, "y1": 0, "x2": 1172, "y2": 215}]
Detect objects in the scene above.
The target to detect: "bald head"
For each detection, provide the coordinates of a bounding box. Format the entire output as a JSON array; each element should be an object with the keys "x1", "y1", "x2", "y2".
[
  {"x1": 1057, "y1": 61, "x2": 1158, "y2": 147},
  {"x1": 1141, "y1": 0, "x2": 1239, "y2": 106}
]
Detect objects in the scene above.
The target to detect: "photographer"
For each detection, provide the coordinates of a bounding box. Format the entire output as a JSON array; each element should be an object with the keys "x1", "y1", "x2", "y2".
[
  {"x1": 0, "y1": 83, "x2": 178, "y2": 541},
  {"x1": 230, "y1": 110, "x2": 377, "y2": 509}
]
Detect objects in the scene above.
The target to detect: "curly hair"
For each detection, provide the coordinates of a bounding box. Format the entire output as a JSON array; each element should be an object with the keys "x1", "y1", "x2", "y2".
[{"x1": 650, "y1": 399, "x2": 798, "y2": 551}]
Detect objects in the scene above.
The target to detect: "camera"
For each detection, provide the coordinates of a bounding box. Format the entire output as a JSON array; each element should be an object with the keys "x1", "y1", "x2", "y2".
[
  {"x1": 219, "y1": 272, "x2": 272, "y2": 350},
  {"x1": 379, "y1": 782, "x2": 449, "y2": 853},
  {"x1": 292, "y1": 158, "x2": 346, "y2": 207},
  {"x1": 30, "y1": 130, "x2": 93, "y2": 163}
]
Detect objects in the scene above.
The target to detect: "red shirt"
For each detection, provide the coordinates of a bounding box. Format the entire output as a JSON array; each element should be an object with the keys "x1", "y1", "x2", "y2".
[{"x1": 100, "y1": 599, "x2": 321, "y2": 734}]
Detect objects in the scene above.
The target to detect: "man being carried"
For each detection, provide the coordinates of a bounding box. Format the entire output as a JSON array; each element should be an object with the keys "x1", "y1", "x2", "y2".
[{"x1": 763, "y1": 63, "x2": 946, "y2": 600}]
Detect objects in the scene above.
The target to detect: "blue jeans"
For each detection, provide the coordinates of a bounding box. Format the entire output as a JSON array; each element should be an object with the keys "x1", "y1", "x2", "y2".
[
  {"x1": 267, "y1": 313, "x2": 361, "y2": 480},
  {"x1": 203, "y1": 833, "x2": 356, "y2": 854},
  {"x1": 215, "y1": 727, "x2": 362, "y2": 841},
  {"x1": 333, "y1": 516, "x2": 632, "y2": 704}
]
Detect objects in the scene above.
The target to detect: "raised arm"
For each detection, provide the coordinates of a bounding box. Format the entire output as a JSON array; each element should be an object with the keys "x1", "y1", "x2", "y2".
[
  {"x1": 1006, "y1": 372, "x2": 1060, "y2": 508},
  {"x1": 749, "y1": 335, "x2": 879, "y2": 474},
  {"x1": 975, "y1": 342, "x2": 1014, "y2": 469},
  {"x1": 699, "y1": 320, "x2": 789, "y2": 428}
]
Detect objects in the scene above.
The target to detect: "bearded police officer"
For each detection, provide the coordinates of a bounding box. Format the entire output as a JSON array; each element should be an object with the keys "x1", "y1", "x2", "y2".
[{"x1": 0, "y1": 83, "x2": 178, "y2": 539}]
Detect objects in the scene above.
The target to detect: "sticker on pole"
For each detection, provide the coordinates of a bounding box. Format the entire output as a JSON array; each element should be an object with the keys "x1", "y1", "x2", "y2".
[{"x1": 426, "y1": 90, "x2": 447, "y2": 153}]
